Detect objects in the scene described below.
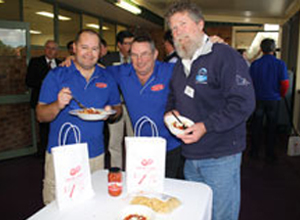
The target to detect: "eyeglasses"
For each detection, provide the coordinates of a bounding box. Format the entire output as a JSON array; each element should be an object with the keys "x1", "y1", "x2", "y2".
[{"x1": 130, "y1": 51, "x2": 152, "y2": 60}]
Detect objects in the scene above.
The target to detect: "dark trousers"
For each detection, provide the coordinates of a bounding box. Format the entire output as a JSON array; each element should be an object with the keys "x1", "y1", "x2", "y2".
[
  {"x1": 251, "y1": 100, "x2": 280, "y2": 159},
  {"x1": 38, "y1": 122, "x2": 49, "y2": 158},
  {"x1": 166, "y1": 146, "x2": 185, "y2": 179}
]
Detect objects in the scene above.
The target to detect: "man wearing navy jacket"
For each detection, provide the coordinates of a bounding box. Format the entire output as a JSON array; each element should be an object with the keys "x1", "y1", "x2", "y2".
[{"x1": 164, "y1": 2, "x2": 255, "y2": 220}]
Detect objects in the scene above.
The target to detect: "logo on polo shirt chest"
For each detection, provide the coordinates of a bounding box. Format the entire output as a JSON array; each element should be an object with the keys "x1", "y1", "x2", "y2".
[
  {"x1": 151, "y1": 84, "x2": 164, "y2": 91},
  {"x1": 95, "y1": 82, "x2": 107, "y2": 88}
]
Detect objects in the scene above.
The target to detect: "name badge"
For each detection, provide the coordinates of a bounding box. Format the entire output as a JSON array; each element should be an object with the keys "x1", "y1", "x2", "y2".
[{"x1": 184, "y1": 85, "x2": 194, "y2": 98}]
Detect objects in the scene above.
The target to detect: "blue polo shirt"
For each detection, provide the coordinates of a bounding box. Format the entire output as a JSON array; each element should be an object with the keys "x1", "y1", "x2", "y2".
[
  {"x1": 39, "y1": 62, "x2": 121, "y2": 158},
  {"x1": 250, "y1": 54, "x2": 288, "y2": 100},
  {"x1": 107, "y1": 61, "x2": 181, "y2": 152}
]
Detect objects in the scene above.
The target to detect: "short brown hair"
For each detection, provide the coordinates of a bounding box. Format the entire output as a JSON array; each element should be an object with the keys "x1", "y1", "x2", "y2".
[
  {"x1": 75, "y1": 29, "x2": 100, "y2": 46},
  {"x1": 165, "y1": 1, "x2": 204, "y2": 26}
]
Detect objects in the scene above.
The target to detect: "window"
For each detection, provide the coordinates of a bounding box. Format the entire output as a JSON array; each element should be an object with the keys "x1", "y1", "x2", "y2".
[
  {"x1": 83, "y1": 14, "x2": 100, "y2": 33},
  {"x1": 58, "y1": 8, "x2": 80, "y2": 48},
  {"x1": 24, "y1": 0, "x2": 54, "y2": 46},
  {"x1": 0, "y1": 0, "x2": 20, "y2": 21},
  {"x1": 102, "y1": 21, "x2": 116, "y2": 51}
]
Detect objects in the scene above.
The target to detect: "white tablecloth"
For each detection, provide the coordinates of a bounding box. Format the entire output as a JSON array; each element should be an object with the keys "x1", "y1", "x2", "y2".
[{"x1": 29, "y1": 170, "x2": 212, "y2": 220}]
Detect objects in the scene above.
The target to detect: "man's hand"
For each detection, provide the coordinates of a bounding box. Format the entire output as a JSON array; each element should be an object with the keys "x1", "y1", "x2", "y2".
[
  {"x1": 60, "y1": 55, "x2": 75, "y2": 67},
  {"x1": 209, "y1": 35, "x2": 225, "y2": 44},
  {"x1": 177, "y1": 122, "x2": 207, "y2": 144},
  {"x1": 105, "y1": 104, "x2": 122, "y2": 123},
  {"x1": 57, "y1": 87, "x2": 72, "y2": 110}
]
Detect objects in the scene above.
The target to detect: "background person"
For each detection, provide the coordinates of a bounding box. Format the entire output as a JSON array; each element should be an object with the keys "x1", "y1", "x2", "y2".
[
  {"x1": 164, "y1": 2, "x2": 255, "y2": 220},
  {"x1": 101, "y1": 30, "x2": 134, "y2": 66},
  {"x1": 26, "y1": 40, "x2": 61, "y2": 158},
  {"x1": 250, "y1": 38, "x2": 289, "y2": 162},
  {"x1": 36, "y1": 29, "x2": 122, "y2": 204},
  {"x1": 163, "y1": 29, "x2": 179, "y2": 63},
  {"x1": 66, "y1": 40, "x2": 75, "y2": 56}
]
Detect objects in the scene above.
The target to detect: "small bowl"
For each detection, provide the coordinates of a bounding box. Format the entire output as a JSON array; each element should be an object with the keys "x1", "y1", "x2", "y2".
[
  {"x1": 165, "y1": 115, "x2": 194, "y2": 136},
  {"x1": 117, "y1": 205, "x2": 156, "y2": 220}
]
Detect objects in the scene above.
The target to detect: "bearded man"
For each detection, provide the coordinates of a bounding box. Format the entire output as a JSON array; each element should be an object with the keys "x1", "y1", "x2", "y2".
[{"x1": 164, "y1": 2, "x2": 255, "y2": 220}]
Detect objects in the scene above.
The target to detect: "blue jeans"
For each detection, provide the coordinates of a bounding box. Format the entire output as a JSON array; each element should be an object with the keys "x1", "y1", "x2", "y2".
[{"x1": 184, "y1": 153, "x2": 242, "y2": 220}]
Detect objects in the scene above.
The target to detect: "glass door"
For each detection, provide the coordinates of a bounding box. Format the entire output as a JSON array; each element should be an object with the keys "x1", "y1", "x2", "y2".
[{"x1": 0, "y1": 20, "x2": 37, "y2": 160}]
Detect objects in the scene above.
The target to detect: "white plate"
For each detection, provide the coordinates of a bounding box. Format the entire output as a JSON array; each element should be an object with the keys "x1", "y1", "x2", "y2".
[
  {"x1": 69, "y1": 108, "x2": 116, "y2": 121},
  {"x1": 165, "y1": 115, "x2": 194, "y2": 136},
  {"x1": 117, "y1": 205, "x2": 156, "y2": 220}
]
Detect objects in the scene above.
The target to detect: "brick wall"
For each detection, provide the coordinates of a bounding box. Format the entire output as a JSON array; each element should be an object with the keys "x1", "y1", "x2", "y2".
[
  {"x1": 0, "y1": 103, "x2": 32, "y2": 152},
  {"x1": 0, "y1": 54, "x2": 33, "y2": 154}
]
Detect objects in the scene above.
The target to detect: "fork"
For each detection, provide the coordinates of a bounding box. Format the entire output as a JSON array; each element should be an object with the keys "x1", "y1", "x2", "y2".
[
  {"x1": 171, "y1": 111, "x2": 187, "y2": 129},
  {"x1": 72, "y1": 97, "x2": 87, "y2": 109}
]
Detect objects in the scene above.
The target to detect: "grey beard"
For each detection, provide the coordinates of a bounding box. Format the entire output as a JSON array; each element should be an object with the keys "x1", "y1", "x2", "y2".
[{"x1": 174, "y1": 37, "x2": 202, "y2": 60}]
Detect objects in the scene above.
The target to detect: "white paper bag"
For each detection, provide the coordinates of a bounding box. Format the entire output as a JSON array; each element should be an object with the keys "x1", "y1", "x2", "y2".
[
  {"x1": 52, "y1": 122, "x2": 94, "y2": 209},
  {"x1": 125, "y1": 116, "x2": 166, "y2": 194},
  {"x1": 287, "y1": 136, "x2": 300, "y2": 156}
]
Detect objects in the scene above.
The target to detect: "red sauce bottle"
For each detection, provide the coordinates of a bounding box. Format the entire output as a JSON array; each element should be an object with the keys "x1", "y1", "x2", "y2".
[{"x1": 108, "y1": 167, "x2": 122, "y2": 196}]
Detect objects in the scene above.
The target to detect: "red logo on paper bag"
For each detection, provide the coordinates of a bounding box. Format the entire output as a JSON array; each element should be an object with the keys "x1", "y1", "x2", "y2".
[
  {"x1": 151, "y1": 84, "x2": 164, "y2": 91},
  {"x1": 70, "y1": 165, "x2": 81, "y2": 176},
  {"x1": 141, "y1": 159, "x2": 153, "y2": 166},
  {"x1": 96, "y1": 82, "x2": 107, "y2": 88}
]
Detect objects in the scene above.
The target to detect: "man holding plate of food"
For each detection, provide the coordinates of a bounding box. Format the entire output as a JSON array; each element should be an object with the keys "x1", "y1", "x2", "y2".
[{"x1": 36, "y1": 29, "x2": 122, "y2": 205}]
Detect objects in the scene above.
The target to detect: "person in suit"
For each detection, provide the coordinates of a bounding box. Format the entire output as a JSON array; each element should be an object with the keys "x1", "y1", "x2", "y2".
[
  {"x1": 26, "y1": 40, "x2": 61, "y2": 158},
  {"x1": 101, "y1": 30, "x2": 134, "y2": 66},
  {"x1": 163, "y1": 30, "x2": 179, "y2": 63},
  {"x1": 101, "y1": 30, "x2": 134, "y2": 169},
  {"x1": 66, "y1": 40, "x2": 75, "y2": 56},
  {"x1": 98, "y1": 38, "x2": 109, "y2": 66}
]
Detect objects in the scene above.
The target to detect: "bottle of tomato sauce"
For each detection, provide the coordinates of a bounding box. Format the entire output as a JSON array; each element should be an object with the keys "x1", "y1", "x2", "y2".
[{"x1": 108, "y1": 167, "x2": 122, "y2": 196}]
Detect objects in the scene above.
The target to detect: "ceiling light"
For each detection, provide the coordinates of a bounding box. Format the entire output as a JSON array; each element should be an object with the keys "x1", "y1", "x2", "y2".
[
  {"x1": 86, "y1": 24, "x2": 109, "y2": 30},
  {"x1": 86, "y1": 23, "x2": 100, "y2": 29},
  {"x1": 30, "y1": 30, "x2": 42, "y2": 35},
  {"x1": 244, "y1": 11, "x2": 252, "y2": 17},
  {"x1": 264, "y1": 24, "x2": 280, "y2": 31},
  {"x1": 115, "y1": 0, "x2": 141, "y2": 15},
  {"x1": 36, "y1": 11, "x2": 71, "y2": 21},
  {"x1": 0, "y1": 0, "x2": 5, "y2": 4}
]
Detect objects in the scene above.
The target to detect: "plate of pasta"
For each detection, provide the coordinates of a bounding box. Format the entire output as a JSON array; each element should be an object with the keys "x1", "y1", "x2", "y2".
[
  {"x1": 117, "y1": 205, "x2": 155, "y2": 220},
  {"x1": 69, "y1": 108, "x2": 116, "y2": 121}
]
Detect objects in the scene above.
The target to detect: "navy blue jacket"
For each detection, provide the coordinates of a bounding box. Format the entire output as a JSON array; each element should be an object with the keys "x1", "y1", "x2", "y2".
[{"x1": 166, "y1": 43, "x2": 255, "y2": 159}]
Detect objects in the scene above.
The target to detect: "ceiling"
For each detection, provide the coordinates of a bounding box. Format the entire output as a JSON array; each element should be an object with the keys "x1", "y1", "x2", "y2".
[{"x1": 56, "y1": 0, "x2": 300, "y2": 29}]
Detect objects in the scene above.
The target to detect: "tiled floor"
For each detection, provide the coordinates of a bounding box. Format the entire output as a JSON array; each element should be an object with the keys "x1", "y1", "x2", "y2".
[{"x1": 1, "y1": 133, "x2": 300, "y2": 220}]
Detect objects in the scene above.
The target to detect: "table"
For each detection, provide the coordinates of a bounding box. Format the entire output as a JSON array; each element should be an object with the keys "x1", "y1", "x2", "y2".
[{"x1": 29, "y1": 170, "x2": 212, "y2": 220}]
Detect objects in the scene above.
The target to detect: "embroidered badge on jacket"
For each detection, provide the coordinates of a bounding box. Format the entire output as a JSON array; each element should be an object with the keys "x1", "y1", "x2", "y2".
[{"x1": 196, "y1": 67, "x2": 208, "y2": 84}]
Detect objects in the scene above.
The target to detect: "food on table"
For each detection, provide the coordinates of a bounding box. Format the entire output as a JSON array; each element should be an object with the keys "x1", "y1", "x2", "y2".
[
  {"x1": 108, "y1": 167, "x2": 122, "y2": 197},
  {"x1": 172, "y1": 121, "x2": 188, "y2": 130},
  {"x1": 78, "y1": 108, "x2": 102, "y2": 114},
  {"x1": 130, "y1": 194, "x2": 181, "y2": 213},
  {"x1": 123, "y1": 214, "x2": 148, "y2": 220}
]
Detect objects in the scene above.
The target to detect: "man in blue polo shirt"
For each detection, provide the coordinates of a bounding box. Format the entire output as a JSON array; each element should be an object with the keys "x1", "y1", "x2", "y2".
[
  {"x1": 36, "y1": 29, "x2": 122, "y2": 204},
  {"x1": 250, "y1": 38, "x2": 289, "y2": 162},
  {"x1": 107, "y1": 35, "x2": 183, "y2": 178}
]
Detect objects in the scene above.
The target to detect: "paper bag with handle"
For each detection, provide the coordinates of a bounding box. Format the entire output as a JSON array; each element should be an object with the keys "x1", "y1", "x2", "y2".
[
  {"x1": 51, "y1": 122, "x2": 94, "y2": 209},
  {"x1": 125, "y1": 116, "x2": 166, "y2": 194},
  {"x1": 287, "y1": 136, "x2": 300, "y2": 156}
]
